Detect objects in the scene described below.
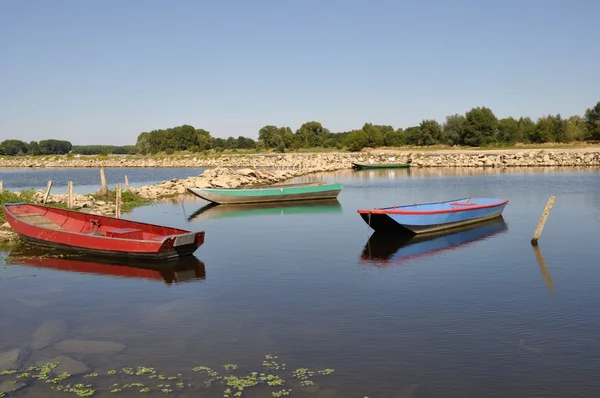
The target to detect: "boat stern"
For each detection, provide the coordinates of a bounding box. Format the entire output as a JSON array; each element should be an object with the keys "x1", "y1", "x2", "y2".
[{"x1": 157, "y1": 231, "x2": 206, "y2": 258}]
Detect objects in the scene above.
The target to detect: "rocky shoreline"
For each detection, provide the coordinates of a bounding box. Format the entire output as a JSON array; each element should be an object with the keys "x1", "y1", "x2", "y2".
[{"x1": 0, "y1": 149, "x2": 599, "y2": 169}]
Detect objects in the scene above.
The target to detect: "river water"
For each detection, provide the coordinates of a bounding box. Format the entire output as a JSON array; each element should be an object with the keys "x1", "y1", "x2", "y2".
[{"x1": 1, "y1": 167, "x2": 599, "y2": 398}]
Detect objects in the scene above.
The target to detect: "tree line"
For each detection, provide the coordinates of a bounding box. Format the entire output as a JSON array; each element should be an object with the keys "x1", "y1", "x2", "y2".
[
  {"x1": 1, "y1": 101, "x2": 598, "y2": 156},
  {"x1": 0, "y1": 139, "x2": 73, "y2": 156}
]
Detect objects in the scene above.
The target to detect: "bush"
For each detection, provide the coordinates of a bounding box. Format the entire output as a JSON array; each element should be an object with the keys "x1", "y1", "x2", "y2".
[{"x1": 164, "y1": 148, "x2": 175, "y2": 155}]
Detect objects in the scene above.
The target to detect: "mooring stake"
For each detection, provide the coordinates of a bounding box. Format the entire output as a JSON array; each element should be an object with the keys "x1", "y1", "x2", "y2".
[{"x1": 531, "y1": 196, "x2": 555, "y2": 246}]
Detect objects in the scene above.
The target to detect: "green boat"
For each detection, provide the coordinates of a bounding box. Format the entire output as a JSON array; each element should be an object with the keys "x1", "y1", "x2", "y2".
[
  {"x1": 187, "y1": 199, "x2": 342, "y2": 221},
  {"x1": 187, "y1": 182, "x2": 343, "y2": 205},
  {"x1": 352, "y1": 162, "x2": 411, "y2": 170}
]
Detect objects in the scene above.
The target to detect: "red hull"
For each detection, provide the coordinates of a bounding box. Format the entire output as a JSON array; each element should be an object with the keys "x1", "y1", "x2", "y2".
[{"x1": 3, "y1": 203, "x2": 205, "y2": 260}]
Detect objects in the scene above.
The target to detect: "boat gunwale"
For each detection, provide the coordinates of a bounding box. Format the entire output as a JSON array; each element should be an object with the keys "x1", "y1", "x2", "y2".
[
  {"x1": 357, "y1": 198, "x2": 509, "y2": 216},
  {"x1": 352, "y1": 162, "x2": 410, "y2": 168},
  {"x1": 193, "y1": 182, "x2": 342, "y2": 193}
]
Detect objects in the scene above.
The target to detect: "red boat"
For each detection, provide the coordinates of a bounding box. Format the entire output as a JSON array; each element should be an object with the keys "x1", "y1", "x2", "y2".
[{"x1": 3, "y1": 202, "x2": 205, "y2": 260}]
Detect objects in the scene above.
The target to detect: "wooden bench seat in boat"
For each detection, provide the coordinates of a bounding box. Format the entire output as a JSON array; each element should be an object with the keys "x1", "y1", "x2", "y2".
[
  {"x1": 104, "y1": 228, "x2": 144, "y2": 239},
  {"x1": 14, "y1": 213, "x2": 65, "y2": 230}
]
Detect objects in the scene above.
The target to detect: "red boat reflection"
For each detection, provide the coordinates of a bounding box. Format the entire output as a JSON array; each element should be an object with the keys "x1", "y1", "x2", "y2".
[{"x1": 7, "y1": 244, "x2": 206, "y2": 284}]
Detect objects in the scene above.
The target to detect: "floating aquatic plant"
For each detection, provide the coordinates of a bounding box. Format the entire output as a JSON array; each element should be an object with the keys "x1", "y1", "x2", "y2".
[{"x1": 0, "y1": 354, "x2": 336, "y2": 397}]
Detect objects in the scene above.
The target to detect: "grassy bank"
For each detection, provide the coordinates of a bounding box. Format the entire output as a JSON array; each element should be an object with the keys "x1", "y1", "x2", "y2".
[
  {"x1": 0, "y1": 188, "x2": 151, "y2": 224},
  {"x1": 90, "y1": 189, "x2": 152, "y2": 213}
]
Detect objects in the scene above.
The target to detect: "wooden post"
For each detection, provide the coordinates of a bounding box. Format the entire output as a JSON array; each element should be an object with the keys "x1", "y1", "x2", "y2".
[
  {"x1": 531, "y1": 196, "x2": 555, "y2": 245},
  {"x1": 533, "y1": 245, "x2": 554, "y2": 295},
  {"x1": 0, "y1": 180, "x2": 3, "y2": 193},
  {"x1": 42, "y1": 180, "x2": 53, "y2": 204},
  {"x1": 115, "y1": 183, "x2": 122, "y2": 218},
  {"x1": 124, "y1": 175, "x2": 130, "y2": 191},
  {"x1": 67, "y1": 181, "x2": 73, "y2": 209},
  {"x1": 100, "y1": 168, "x2": 108, "y2": 195}
]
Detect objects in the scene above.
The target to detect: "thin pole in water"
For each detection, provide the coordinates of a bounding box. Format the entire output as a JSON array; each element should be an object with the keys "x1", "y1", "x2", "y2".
[{"x1": 531, "y1": 196, "x2": 555, "y2": 246}]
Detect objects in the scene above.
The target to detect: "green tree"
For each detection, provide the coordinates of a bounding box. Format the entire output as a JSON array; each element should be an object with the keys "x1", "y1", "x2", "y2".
[
  {"x1": 196, "y1": 129, "x2": 212, "y2": 150},
  {"x1": 461, "y1": 107, "x2": 498, "y2": 146},
  {"x1": 584, "y1": 101, "x2": 600, "y2": 140},
  {"x1": 532, "y1": 116, "x2": 555, "y2": 143},
  {"x1": 565, "y1": 115, "x2": 589, "y2": 141},
  {"x1": 258, "y1": 125, "x2": 293, "y2": 149},
  {"x1": 237, "y1": 136, "x2": 256, "y2": 149},
  {"x1": 384, "y1": 128, "x2": 404, "y2": 146},
  {"x1": 497, "y1": 117, "x2": 520, "y2": 145},
  {"x1": 442, "y1": 114, "x2": 465, "y2": 146},
  {"x1": 344, "y1": 129, "x2": 369, "y2": 151},
  {"x1": 361, "y1": 123, "x2": 385, "y2": 148},
  {"x1": 0, "y1": 139, "x2": 29, "y2": 156},
  {"x1": 418, "y1": 119, "x2": 443, "y2": 146},
  {"x1": 38, "y1": 139, "x2": 72, "y2": 155},
  {"x1": 518, "y1": 117, "x2": 536, "y2": 143},
  {"x1": 403, "y1": 126, "x2": 423, "y2": 146},
  {"x1": 294, "y1": 121, "x2": 329, "y2": 148},
  {"x1": 28, "y1": 141, "x2": 40, "y2": 155}
]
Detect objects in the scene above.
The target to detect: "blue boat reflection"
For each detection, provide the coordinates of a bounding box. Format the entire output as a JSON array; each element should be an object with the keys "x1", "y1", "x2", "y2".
[{"x1": 360, "y1": 216, "x2": 508, "y2": 266}]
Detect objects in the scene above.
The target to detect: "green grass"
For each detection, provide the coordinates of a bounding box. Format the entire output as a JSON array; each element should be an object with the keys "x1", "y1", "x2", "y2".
[
  {"x1": 90, "y1": 189, "x2": 151, "y2": 212},
  {"x1": 0, "y1": 189, "x2": 37, "y2": 224},
  {"x1": 0, "y1": 187, "x2": 151, "y2": 225}
]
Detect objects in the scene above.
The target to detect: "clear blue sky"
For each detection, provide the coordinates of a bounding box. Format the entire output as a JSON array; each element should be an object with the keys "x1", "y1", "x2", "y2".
[{"x1": 1, "y1": 0, "x2": 598, "y2": 145}]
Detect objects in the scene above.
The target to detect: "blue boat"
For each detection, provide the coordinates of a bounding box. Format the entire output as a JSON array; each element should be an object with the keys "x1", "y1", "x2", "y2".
[
  {"x1": 361, "y1": 216, "x2": 508, "y2": 266},
  {"x1": 357, "y1": 197, "x2": 509, "y2": 234}
]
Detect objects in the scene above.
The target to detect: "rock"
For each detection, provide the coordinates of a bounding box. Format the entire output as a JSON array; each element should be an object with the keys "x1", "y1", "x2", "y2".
[
  {"x1": 236, "y1": 168, "x2": 258, "y2": 177},
  {"x1": 53, "y1": 340, "x2": 126, "y2": 355},
  {"x1": 30, "y1": 320, "x2": 67, "y2": 350},
  {"x1": 209, "y1": 176, "x2": 233, "y2": 188},
  {"x1": 35, "y1": 356, "x2": 90, "y2": 375},
  {"x1": 0, "y1": 229, "x2": 18, "y2": 243},
  {"x1": 0, "y1": 348, "x2": 27, "y2": 371}
]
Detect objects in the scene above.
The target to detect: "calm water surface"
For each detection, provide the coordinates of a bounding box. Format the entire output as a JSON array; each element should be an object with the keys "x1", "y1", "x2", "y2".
[
  {"x1": 1, "y1": 167, "x2": 600, "y2": 398},
  {"x1": 0, "y1": 167, "x2": 206, "y2": 193}
]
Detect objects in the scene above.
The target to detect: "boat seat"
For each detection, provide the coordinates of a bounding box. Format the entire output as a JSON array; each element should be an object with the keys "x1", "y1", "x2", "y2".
[
  {"x1": 14, "y1": 213, "x2": 65, "y2": 230},
  {"x1": 85, "y1": 231, "x2": 105, "y2": 236},
  {"x1": 104, "y1": 228, "x2": 144, "y2": 239},
  {"x1": 450, "y1": 202, "x2": 477, "y2": 206}
]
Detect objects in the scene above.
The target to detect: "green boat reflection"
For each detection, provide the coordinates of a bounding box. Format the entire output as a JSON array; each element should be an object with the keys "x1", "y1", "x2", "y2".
[{"x1": 187, "y1": 199, "x2": 342, "y2": 222}]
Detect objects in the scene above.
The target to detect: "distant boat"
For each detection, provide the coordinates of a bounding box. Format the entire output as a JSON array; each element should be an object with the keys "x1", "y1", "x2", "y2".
[
  {"x1": 352, "y1": 162, "x2": 411, "y2": 170},
  {"x1": 187, "y1": 182, "x2": 343, "y2": 205},
  {"x1": 357, "y1": 197, "x2": 509, "y2": 234},
  {"x1": 361, "y1": 216, "x2": 508, "y2": 266},
  {"x1": 3, "y1": 203, "x2": 205, "y2": 260},
  {"x1": 8, "y1": 245, "x2": 206, "y2": 284},
  {"x1": 187, "y1": 199, "x2": 342, "y2": 222}
]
